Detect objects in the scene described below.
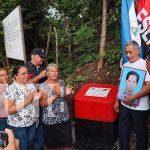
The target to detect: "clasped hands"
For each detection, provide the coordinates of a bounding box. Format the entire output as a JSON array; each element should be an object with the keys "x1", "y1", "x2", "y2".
[
  {"x1": 41, "y1": 83, "x2": 73, "y2": 99},
  {"x1": 51, "y1": 83, "x2": 73, "y2": 96}
]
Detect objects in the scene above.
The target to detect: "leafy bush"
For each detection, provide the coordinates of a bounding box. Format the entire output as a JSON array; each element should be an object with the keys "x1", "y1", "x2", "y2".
[
  {"x1": 104, "y1": 46, "x2": 122, "y2": 65},
  {"x1": 65, "y1": 75, "x2": 86, "y2": 86}
]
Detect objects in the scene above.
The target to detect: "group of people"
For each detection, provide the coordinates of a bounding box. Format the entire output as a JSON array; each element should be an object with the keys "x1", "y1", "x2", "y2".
[
  {"x1": 1, "y1": 40, "x2": 150, "y2": 150},
  {"x1": 0, "y1": 48, "x2": 73, "y2": 150}
]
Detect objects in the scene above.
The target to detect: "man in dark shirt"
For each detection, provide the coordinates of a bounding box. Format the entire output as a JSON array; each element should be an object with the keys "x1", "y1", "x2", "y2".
[
  {"x1": 25, "y1": 48, "x2": 47, "y2": 84},
  {"x1": 25, "y1": 48, "x2": 47, "y2": 150}
]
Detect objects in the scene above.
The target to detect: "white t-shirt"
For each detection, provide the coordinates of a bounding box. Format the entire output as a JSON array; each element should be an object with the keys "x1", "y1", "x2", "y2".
[{"x1": 121, "y1": 58, "x2": 150, "y2": 110}]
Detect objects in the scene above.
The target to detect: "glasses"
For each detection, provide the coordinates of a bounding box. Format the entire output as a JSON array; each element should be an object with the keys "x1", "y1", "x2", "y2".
[
  {"x1": 0, "y1": 74, "x2": 8, "y2": 77},
  {"x1": 18, "y1": 72, "x2": 29, "y2": 76}
]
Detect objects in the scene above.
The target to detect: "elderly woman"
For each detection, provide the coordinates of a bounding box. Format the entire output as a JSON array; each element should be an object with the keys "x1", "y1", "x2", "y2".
[
  {"x1": 40, "y1": 63, "x2": 73, "y2": 150},
  {"x1": 4, "y1": 65, "x2": 40, "y2": 150}
]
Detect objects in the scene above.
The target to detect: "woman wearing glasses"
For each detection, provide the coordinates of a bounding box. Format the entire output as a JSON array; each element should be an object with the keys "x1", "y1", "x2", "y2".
[{"x1": 4, "y1": 65, "x2": 41, "y2": 150}]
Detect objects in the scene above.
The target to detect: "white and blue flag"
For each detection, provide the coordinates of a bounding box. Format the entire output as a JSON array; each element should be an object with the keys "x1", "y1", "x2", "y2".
[{"x1": 121, "y1": 0, "x2": 142, "y2": 64}]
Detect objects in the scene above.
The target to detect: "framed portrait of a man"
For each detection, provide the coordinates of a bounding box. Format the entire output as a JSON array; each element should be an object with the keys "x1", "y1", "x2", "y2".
[{"x1": 117, "y1": 66, "x2": 146, "y2": 106}]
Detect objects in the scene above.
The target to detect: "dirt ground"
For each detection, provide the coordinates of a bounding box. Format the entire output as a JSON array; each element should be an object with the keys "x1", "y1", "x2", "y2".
[
  {"x1": 44, "y1": 61, "x2": 150, "y2": 150},
  {"x1": 66, "y1": 61, "x2": 150, "y2": 150},
  {"x1": 66, "y1": 61, "x2": 121, "y2": 150},
  {"x1": 71, "y1": 61, "x2": 120, "y2": 92}
]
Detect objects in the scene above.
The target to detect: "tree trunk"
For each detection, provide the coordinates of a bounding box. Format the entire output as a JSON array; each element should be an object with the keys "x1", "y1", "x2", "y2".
[
  {"x1": 64, "y1": 18, "x2": 72, "y2": 65},
  {"x1": 53, "y1": 26, "x2": 59, "y2": 65},
  {"x1": 97, "y1": 0, "x2": 107, "y2": 72},
  {"x1": 68, "y1": 33, "x2": 72, "y2": 64},
  {"x1": 45, "y1": 24, "x2": 52, "y2": 65}
]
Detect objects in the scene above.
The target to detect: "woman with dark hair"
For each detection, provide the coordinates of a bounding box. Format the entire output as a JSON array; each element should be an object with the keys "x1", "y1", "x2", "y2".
[
  {"x1": 4, "y1": 65, "x2": 41, "y2": 150},
  {"x1": 0, "y1": 67, "x2": 9, "y2": 131},
  {"x1": 40, "y1": 63, "x2": 73, "y2": 150}
]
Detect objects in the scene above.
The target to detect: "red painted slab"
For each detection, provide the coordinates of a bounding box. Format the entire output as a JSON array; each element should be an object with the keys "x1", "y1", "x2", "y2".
[{"x1": 75, "y1": 84, "x2": 119, "y2": 122}]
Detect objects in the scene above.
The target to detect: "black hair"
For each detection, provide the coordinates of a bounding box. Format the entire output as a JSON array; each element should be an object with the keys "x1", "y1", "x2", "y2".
[
  {"x1": 12, "y1": 65, "x2": 26, "y2": 77},
  {"x1": 126, "y1": 71, "x2": 139, "y2": 83},
  {"x1": 0, "y1": 64, "x2": 4, "y2": 68}
]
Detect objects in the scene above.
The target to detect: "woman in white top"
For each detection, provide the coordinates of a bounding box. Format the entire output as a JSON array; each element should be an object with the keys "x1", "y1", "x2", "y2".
[{"x1": 4, "y1": 65, "x2": 41, "y2": 150}]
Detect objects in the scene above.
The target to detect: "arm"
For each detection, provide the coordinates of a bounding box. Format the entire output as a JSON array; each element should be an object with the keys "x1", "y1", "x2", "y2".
[
  {"x1": 0, "y1": 95, "x2": 4, "y2": 107},
  {"x1": 124, "y1": 80, "x2": 150, "y2": 104},
  {"x1": 0, "y1": 85, "x2": 7, "y2": 107},
  {"x1": 4, "y1": 92, "x2": 35, "y2": 115},
  {"x1": 28, "y1": 70, "x2": 46, "y2": 84},
  {"x1": 66, "y1": 85, "x2": 73, "y2": 95},
  {"x1": 40, "y1": 90, "x2": 58, "y2": 108},
  {"x1": 114, "y1": 99, "x2": 120, "y2": 112}
]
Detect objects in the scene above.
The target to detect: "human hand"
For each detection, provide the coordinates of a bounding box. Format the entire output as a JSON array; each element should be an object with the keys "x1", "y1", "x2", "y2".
[
  {"x1": 0, "y1": 128, "x2": 19, "y2": 150},
  {"x1": 146, "y1": 41, "x2": 150, "y2": 46},
  {"x1": 124, "y1": 95, "x2": 133, "y2": 105},
  {"x1": 34, "y1": 91, "x2": 43, "y2": 100},
  {"x1": 66, "y1": 85, "x2": 73, "y2": 95},
  {"x1": 39, "y1": 90, "x2": 48, "y2": 99},
  {"x1": 26, "y1": 91, "x2": 35, "y2": 102},
  {"x1": 53, "y1": 83, "x2": 61, "y2": 95},
  {"x1": 114, "y1": 100, "x2": 120, "y2": 112}
]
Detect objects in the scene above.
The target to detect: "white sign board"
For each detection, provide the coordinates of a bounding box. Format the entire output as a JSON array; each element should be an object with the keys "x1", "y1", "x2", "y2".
[{"x1": 2, "y1": 6, "x2": 26, "y2": 62}]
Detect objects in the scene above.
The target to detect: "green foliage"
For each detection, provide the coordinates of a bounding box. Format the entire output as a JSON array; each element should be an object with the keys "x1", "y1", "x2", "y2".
[
  {"x1": 104, "y1": 27, "x2": 121, "y2": 66},
  {"x1": 72, "y1": 24, "x2": 99, "y2": 67},
  {"x1": 109, "y1": 65, "x2": 120, "y2": 76},
  {"x1": 65, "y1": 75, "x2": 86, "y2": 86},
  {"x1": 74, "y1": 24, "x2": 96, "y2": 43},
  {"x1": 8, "y1": 65, "x2": 15, "y2": 82},
  {"x1": 65, "y1": 75, "x2": 73, "y2": 86},
  {"x1": 75, "y1": 75, "x2": 85, "y2": 83},
  {"x1": 75, "y1": 52, "x2": 99, "y2": 68},
  {"x1": 59, "y1": 55, "x2": 73, "y2": 76},
  {"x1": 0, "y1": 0, "x2": 122, "y2": 79},
  {"x1": 107, "y1": 0, "x2": 121, "y2": 25},
  {"x1": 104, "y1": 43, "x2": 121, "y2": 65}
]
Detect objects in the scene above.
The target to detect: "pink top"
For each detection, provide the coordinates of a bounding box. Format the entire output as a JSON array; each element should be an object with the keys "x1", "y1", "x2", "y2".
[{"x1": 0, "y1": 83, "x2": 8, "y2": 118}]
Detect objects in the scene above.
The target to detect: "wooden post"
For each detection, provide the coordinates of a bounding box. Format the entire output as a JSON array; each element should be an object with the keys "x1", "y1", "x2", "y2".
[
  {"x1": 45, "y1": 24, "x2": 52, "y2": 65},
  {"x1": 53, "y1": 26, "x2": 58, "y2": 65}
]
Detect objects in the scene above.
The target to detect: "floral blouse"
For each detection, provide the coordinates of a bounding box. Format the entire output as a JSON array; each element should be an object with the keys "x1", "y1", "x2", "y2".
[
  {"x1": 4, "y1": 82, "x2": 37, "y2": 127},
  {"x1": 40, "y1": 80, "x2": 69, "y2": 125}
]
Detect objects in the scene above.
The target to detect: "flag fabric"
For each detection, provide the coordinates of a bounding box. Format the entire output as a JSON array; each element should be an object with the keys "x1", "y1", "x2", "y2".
[
  {"x1": 137, "y1": 0, "x2": 150, "y2": 58},
  {"x1": 121, "y1": 0, "x2": 142, "y2": 64}
]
